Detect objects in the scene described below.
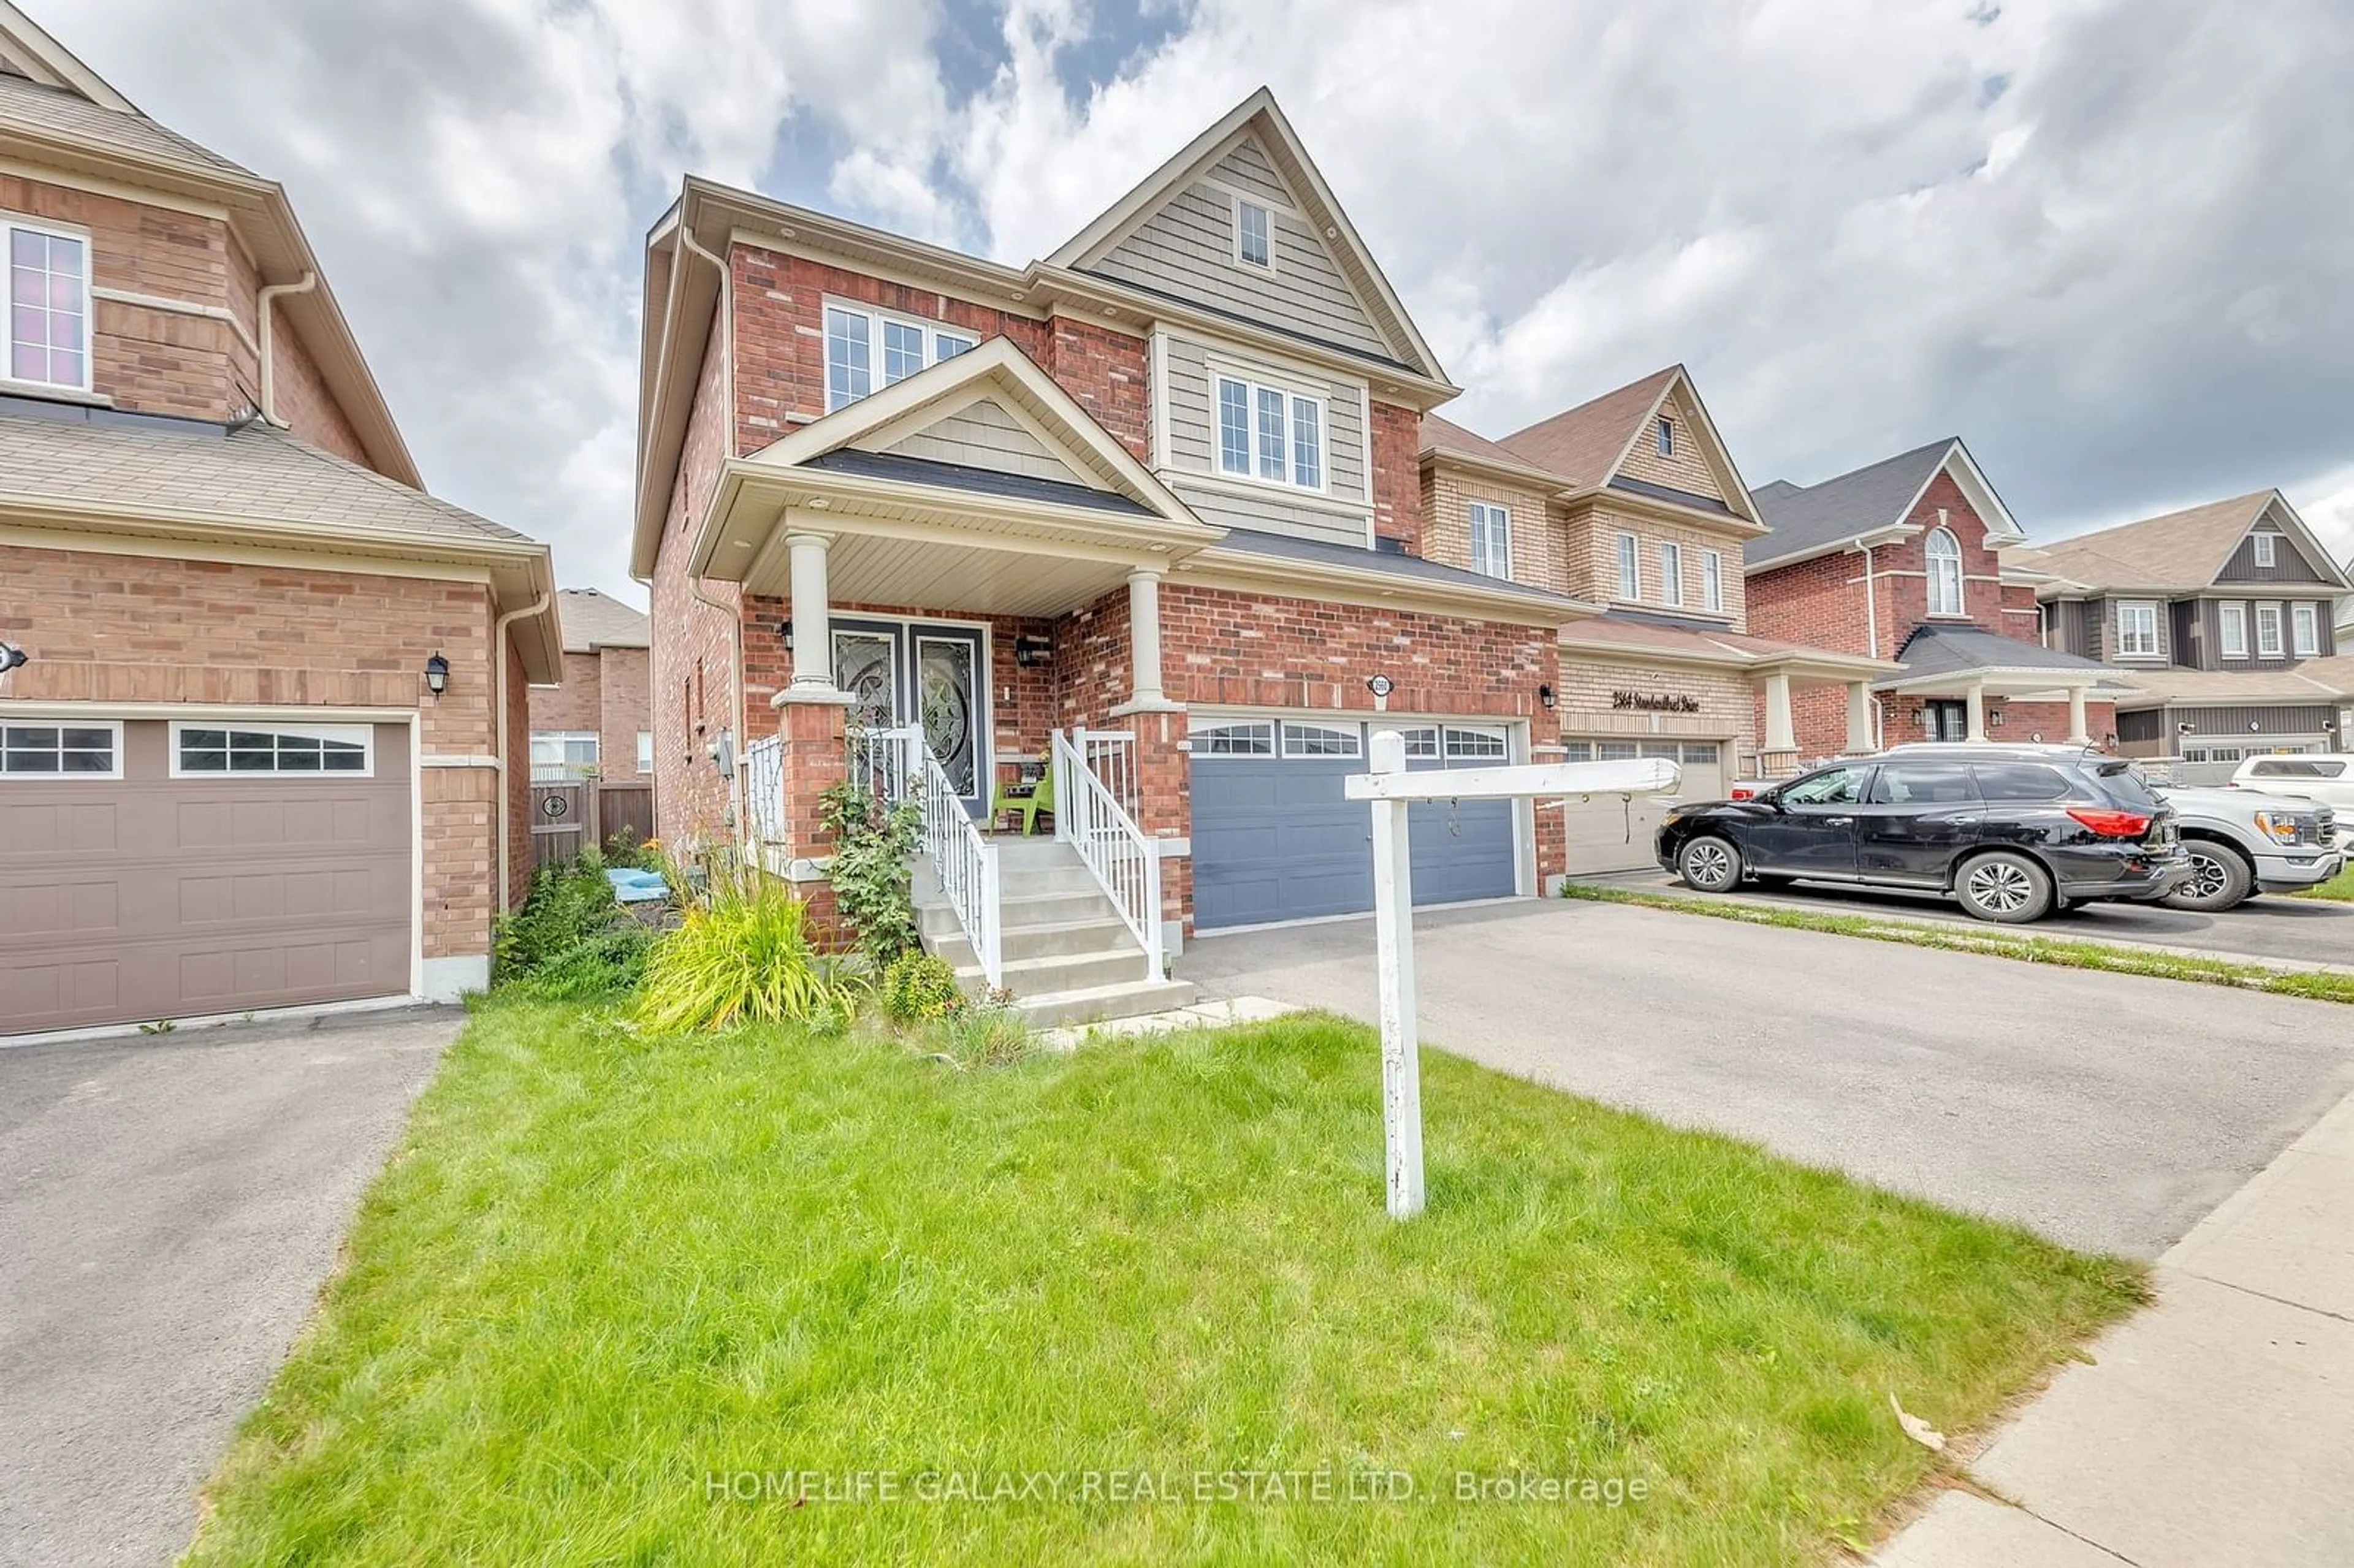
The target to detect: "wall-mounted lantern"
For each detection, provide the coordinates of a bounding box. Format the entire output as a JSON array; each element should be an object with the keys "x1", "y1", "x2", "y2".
[
  {"x1": 1538, "y1": 683, "x2": 1556, "y2": 709},
  {"x1": 423, "y1": 652, "x2": 450, "y2": 699},
  {"x1": 0, "y1": 639, "x2": 26, "y2": 676},
  {"x1": 1014, "y1": 633, "x2": 1053, "y2": 667},
  {"x1": 781, "y1": 618, "x2": 794, "y2": 650}
]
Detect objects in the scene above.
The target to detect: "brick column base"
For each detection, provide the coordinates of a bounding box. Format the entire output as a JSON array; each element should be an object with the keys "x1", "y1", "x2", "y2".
[
  {"x1": 774, "y1": 699, "x2": 850, "y2": 937},
  {"x1": 1127, "y1": 707, "x2": 1191, "y2": 945}
]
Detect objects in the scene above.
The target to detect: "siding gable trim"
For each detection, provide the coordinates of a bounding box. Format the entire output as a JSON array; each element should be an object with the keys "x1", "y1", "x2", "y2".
[{"x1": 1590, "y1": 368, "x2": 1765, "y2": 527}]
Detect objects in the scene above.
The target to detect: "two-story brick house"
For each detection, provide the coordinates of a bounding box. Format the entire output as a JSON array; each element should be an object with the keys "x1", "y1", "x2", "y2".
[
  {"x1": 1415, "y1": 367, "x2": 1892, "y2": 872},
  {"x1": 2009, "y1": 492, "x2": 2354, "y2": 772},
  {"x1": 1743, "y1": 438, "x2": 2125, "y2": 761},
  {"x1": 0, "y1": 6, "x2": 559, "y2": 1037},
  {"x1": 528, "y1": 588, "x2": 652, "y2": 781},
  {"x1": 636, "y1": 89, "x2": 1585, "y2": 1008}
]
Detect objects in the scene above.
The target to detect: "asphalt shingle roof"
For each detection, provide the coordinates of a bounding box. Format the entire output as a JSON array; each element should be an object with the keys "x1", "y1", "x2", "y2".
[
  {"x1": 0, "y1": 72, "x2": 252, "y2": 178},
  {"x1": 555, "y1": 588, "x2": 649, "y2": 653},
  {"x1": 1891, "y1": 625, "x2": 2115, "y2": 680},
  {"x1": 0, "y1": 403, "x2": 532, "y2": 548},
  {"x1": 1495, "y1": 367, "x2": 1680, "y2": 490},
  {"x1": 1212, "y1": 526, "x2": 1583, "y2": 605},
  {"x1": 2014, "y1": 492, "x2": 2290, "y2": 591},
  {"x1": 1745, "y1": 439, "x2": 1956, "y2": 569}
]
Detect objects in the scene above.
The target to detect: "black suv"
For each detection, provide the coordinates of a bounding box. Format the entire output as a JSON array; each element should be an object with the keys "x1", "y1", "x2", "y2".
[{"x1": 1655, "y1": 744, "x2": 2189, "y2": 923}]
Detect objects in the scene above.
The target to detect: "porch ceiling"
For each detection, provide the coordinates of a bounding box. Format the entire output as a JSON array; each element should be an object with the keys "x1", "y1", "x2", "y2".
[{"x1": 748, "y1": 528, "x2": 1138, "y2": 618}]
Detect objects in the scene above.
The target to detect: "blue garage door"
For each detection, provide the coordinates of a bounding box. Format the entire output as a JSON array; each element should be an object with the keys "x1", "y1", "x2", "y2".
[{"x1": 1191, "y1": 719, "x2": 1517, "y2": 930}]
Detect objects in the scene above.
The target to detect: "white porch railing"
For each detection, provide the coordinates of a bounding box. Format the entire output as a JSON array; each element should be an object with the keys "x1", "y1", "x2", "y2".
[
  {"x1": 912, "y1": 737, "x2": 1003, "y2": 989},
  {"x1": 1052, "y1": 728, "x2": 1162, "y2": 981},
  {"x1": 1072, "y1": 726, "x2": 1138, "y2": 819},
  {"x1": 744, "y1": 735, "x2": 786, "y2": 876},
  {"x1": 848, "y1": 723, "x2": 921, "y2": 803}
]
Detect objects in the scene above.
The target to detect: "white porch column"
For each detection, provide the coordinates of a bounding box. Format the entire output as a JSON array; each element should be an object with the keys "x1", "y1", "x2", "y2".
[
  {"x1": 785, "y1": 532, "x2": 836, "y2": 693},
  {"x1": 1846, "y1": 681, "x2": 1873, "y2": 753},
  {"x1": 1762, "y1": 671, "x2": 1796, "y2": 754},
  {"x1": 1127, "y1": 568, "x2": 1167, "y2": 707},
  {"x1": 1965, "y1": 680, "x2": 1988, "y2": 742},
  {"x1": 2066, "y1": 683, "x2": 2090, "y2": 746}
]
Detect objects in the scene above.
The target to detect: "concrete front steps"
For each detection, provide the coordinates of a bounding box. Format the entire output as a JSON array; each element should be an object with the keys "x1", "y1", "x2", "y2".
[{"x1": 912, "y1": 837, "x2": 1195, "y2": 1028}]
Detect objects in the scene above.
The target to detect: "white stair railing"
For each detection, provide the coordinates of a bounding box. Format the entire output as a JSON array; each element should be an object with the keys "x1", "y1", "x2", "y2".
[
  {"x1": 1072, "y1": 726, "x2": 1138, "y2": 819},
  {"x1": 1052, "y1": 728, "x2": 1162, "y2": 981},
  {"x1": 743, "y1": 735, "x2": 785, "y2": 877},
  {"x1": 910, "y1": 734, "x2": 1002, "y2": 989}
]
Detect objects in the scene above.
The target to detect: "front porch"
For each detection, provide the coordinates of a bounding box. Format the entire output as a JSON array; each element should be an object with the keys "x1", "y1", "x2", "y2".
[{"x1": 1873, "y1": 625, "x2": 2136, "y2": 750}]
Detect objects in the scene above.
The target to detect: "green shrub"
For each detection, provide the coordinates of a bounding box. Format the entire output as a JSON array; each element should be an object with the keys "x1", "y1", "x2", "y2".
[
  {"x1": 820, "y1": 780, "x2": 923, "y2": 964},
  {"x1": 633, "y1": 874, "x2": 858, "y2": 1033},
  {"x1": 881, "y1": 950, "x2": 964, "y2": 1024},
  {"x1": 603, "y1": 828, "x2": 661, "y2": 871},
  {"x1": 929, "y1": 996, "x2": 1032, "y2": 1068},
  {"x1": 494, "y1": 862, "x2": 653, "y2": 999}
]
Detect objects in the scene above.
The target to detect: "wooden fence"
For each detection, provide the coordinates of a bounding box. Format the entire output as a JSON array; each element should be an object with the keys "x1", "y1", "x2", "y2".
[{"x1": 530, "y1": 782, "x2": 657, "y2": 870}]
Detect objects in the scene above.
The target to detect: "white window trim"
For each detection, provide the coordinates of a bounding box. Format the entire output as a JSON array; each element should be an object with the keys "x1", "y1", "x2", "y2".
[
  {"x1": 1, "y1": 212, "x2": 94, "y2": 397},
  {"x1": 2113, "y1": 599, "x2": 2163, "y2": 660},
  {"x1": 1658, "y1": 540, "x2": 1684, "y2": 607},
  {"x1": 1615, "y1": 531, "x2": 1640, "y2": 601},
  {"x1": 2220, "y1": 600, "x2": 2248, "y2": 660},
  {"x1": 636, "y1": 730, "x2": 654, "y2": 773},
  {"x1": 1655, "y1": 416, "x2": 1673, "y2": 457},
  {"x1": 1924, "y1": 527, "x2": 1966, "y2": 618},
  {"x1": 1213, "y1": 371, "x2": 1328, "y2": 495},
  {"x1": 0, "y1": 717, "x2": 124, "y2": 780},
  {"x1": 1279, "y1": 720, "x2": 1363, "y2": 759},
  {"x1": 1232, "y1": 195, "x2": 1276, "y2": 272},
  {"x1": 1468, "y1": 499, "x2": 1512, "y2": 580},
  {"x1": 1191, "y1": 720, "x2": 1275, "y2": 756},
  {"x1": 2253, "y1": 531, "x2": 2277, "y2": 568},
  {"x1": 2292, "y1": 601, "x2": 2320, "y2": 658},
  {"x1": 2256, "y1": 601, "x2": 2285, "y2": 658},
  {"x1": 820, "y1": 295, "x2": 978, "y2": 414},
  {"x1": 168, "y1": 720, "x2": 376, "y2": 779},
  {"x1": 1442, "y1": 725, "x2": 1508, "y2": 760},
  {"x1": 1702, "y1": 550, "x2": 1723, "y2": 612}
]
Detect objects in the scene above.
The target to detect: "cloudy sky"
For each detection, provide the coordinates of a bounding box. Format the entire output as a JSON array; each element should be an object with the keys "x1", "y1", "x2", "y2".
[{"x1": 61, "y1": 0, "x2": 2354, "y2": 607}]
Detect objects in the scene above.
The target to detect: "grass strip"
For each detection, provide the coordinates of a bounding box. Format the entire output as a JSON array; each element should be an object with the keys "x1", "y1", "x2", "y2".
[{"x1": 1561, "y1": 882, "x2": 2354, "y2": 1005}]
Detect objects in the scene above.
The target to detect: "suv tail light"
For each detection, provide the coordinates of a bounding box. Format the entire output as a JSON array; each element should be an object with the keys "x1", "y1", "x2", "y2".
[{"x1": 2066, "y1": 807, "x2": 2154, "y2": 839}]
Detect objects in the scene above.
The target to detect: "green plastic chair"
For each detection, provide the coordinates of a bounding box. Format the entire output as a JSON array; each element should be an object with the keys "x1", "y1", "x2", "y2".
[{"x1": 991, "y1": 758, "x2": 1054, "y2": 835}]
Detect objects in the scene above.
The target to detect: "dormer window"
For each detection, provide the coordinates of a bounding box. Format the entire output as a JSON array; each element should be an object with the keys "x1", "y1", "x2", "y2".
[
  {"x1": 823, "y1": 300, "x2": 977, "y2": 413},
  {"x1": 6, "y1": 221, "x2": 88, "y2": 392},
  {"x1": 1654, "y1": 417, "x2": 1673, "y2": 457},
  {"x1": 1235, "y1": 200, "x2": 1272, "y2": 269},
  {"x1": 2253, "y1": 532, "x2": 2277, "y2": 568}
]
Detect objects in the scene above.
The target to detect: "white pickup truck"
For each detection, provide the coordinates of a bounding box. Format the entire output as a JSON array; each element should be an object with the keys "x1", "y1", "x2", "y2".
[{"x1": 2152, "y1": 782, "x2": 2343, "y2": 911}]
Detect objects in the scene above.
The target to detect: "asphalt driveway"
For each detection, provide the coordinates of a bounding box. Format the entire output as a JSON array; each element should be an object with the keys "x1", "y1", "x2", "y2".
[
  {"x1": 0, "y1": 1008, "x2": 460, "y2": 1568},
  {"x1": 1181, "y1": 899, "x2": 2354, "y2": 1258},
  {"x1": 1601, "y1": 867, "x2": 2354, "y2": 969}
]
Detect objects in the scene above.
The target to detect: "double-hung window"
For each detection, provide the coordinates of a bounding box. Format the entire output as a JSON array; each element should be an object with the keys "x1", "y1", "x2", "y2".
[
  {"x1": 2253, "y1": 532, "x2": 2277, "y2": 568},
  {"x1": 1214, "y1": 373, "x2": 1324, "y2": 490},
  {"x1": 1468, "y1": 500, "x2": 1511, "y2": 579},
  {"x1": 2115, "y1": 599, "x2": 2161, "y2": 658},
  {"x1": 2220, "y1": 601, "x2": 2248, "y2": 658},
  {"x1": 1615, "y1": 532, "x2": 1639, "y2": 600},
  {"x1": 2292, "y1": 602, "x2": 2320, "y2": 657},
  {"x1": 7, "y1": 219, "x2": 89, "y2": 391},
  {"x1": 1658, "y1": 540, "x2": 1684, "y2": 607},
  {"x1": 1235, "y1": 200, "x2": 1272, "y2": 269},
  {"x1": 1702, "y1": 550, "x2": 1723, "y2": 612},
  {"x1": 2256, "y1": 602, "x2": 2284, "y2": 658},
  {"x1": 1655, "y1": 416, "x2": 1673, "y2": 456},
  {"x1": 823, "y1": 302, "x2": 977, "y2": 413}
]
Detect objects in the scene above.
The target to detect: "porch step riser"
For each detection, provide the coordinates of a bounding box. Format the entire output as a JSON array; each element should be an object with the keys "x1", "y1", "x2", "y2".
[
  {"x1": 918, "y1": 891, "x2": 1119, "y2": 935},
  {"x1": 1016, "y1": 978, "x2": 1200, "y2": 1029},
  {"x1": 929, "y1": 919, "x2": 1140, "y2": 965},
  {"x1": 956, "y1": 949, "x2": 1156, "y2": 995}
]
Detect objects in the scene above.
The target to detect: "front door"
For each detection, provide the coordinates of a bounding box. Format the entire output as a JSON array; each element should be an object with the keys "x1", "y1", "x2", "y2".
[
  {"x1": 1922, "y1": 700, "x2": 1968, "y2": 742},
  {"x1": 831, "y1": 618, "x2": 989, "y2": 812}
]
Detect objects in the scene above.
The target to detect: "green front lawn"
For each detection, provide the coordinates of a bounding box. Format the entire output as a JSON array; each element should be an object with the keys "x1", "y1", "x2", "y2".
[
  {"x1": 188, "y1": 1003, "x2": 2143, "y2": 1566},
  {"x1": 2293, "y1": 862, "x2": 2354, "y2": 901}
]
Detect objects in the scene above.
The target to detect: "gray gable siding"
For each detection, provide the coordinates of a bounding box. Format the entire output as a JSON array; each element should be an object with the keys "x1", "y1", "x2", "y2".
[
  {"x1": 1091, "y1": 140, "x2": 1388, "y2": 357},
  {"x1": 1167, "y1": 476, "x2": 1368, "y2": 550},
  {"x1": 2199, "y1": 594, "x2": 2338, "y2": 668},
  {"x1": 1158, "y1": 331, "x2": 1368, "y2": 550},
  {"x1": 880, "y1": 398, "x2": 1083, "y2": 487},
  {"x1": 2219, "y1": 526, "x2": 2333, "y2": 583}
]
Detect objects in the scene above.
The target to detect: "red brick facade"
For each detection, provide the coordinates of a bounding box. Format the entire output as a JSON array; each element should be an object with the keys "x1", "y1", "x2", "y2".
[{"x1": 528, "y1": 647, "x2": 652, "y2": 779}]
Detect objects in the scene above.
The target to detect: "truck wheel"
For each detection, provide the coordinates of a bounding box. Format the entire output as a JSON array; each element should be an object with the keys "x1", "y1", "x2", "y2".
[
  {"x1": 1957, "y1": 851, "x2": 2054, "y2": 923},
  {"x1": 2163, "y1": 843, "x2": 2253, "y2": 912}
]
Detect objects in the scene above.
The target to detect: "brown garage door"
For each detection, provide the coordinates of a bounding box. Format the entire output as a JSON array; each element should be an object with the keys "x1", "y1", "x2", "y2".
[{"x1": 1, "y1": 718, "x2": 412, "y2": 1035}]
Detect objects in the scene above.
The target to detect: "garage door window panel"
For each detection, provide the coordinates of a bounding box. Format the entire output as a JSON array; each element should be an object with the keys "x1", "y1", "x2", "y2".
[
  {"x1": 1, "y1": 722, "x2": 120, "y2": 778},
  {"x1": 1194, "y1": 721, "x2": 1274, "y2": 756},
  {"x1": 1443, "y1": 726, "x2": 1508, "y2": 761},
  {"x1": 1281, "y1": 721, "x2": 1362, "y2": 759},
  {"x1": 175, "y1": 725, "x2": 372, "y2": 777}
]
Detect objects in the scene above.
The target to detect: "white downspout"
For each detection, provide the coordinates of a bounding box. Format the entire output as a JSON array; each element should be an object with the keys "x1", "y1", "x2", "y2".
[
  {"x1": 493, "y1": 591, "x2": 552, "y2": 914},
  {"x1": 256, "y1": 270, "x2": 318, "y2": 427},
  {"x1": 676, "y1": 223, "x2": 750, "y2": 834}
]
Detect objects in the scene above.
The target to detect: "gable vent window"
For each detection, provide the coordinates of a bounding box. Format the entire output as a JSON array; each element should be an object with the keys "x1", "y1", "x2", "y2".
[
  {"x1": 7, "y1": 222, "x2": 89, "y2": 392},
  {"x1": 1236, "y1": 199, "x2": 1272, "y2": 269},
  {"x1": 823, "y1": 301, "x2": 977, "y2": 413},
  {"x1": 1215, "y1": 373, "x2": 1324, "y2": 491},
  {"x1": 2253, "y1": 532, "x2": 2277, "y2": 568},
  {"x1": 1655, "y1": 416, "x2": 1674, "y2": 457},
  {"x1": 1468, "y1": 500, "x2": 1512, "y2": 580}
]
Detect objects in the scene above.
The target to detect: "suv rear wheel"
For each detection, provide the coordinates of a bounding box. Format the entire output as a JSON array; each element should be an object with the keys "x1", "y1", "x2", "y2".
[
  {"x1": 1677, "y1": 834, "x2": 1742, "y2": 893},
  {"x1": 1956, "y1": 850, "x2": 2054, "y2": 924},
  {"x1": 2163, "y1": 842, "x2": 2253, "y2": 913}
]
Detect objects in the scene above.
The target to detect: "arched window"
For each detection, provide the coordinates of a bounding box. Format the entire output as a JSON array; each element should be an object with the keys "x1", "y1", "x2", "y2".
[{"x1": 1925, "y1": 527, "x2": 1964, "y2": 617}]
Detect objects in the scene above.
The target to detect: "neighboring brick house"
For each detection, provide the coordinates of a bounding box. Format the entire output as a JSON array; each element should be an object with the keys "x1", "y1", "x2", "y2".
[
  {"x1": 1415, "y1": 367, "x2": 1892, "y2": 872},
  {"x1": 1743, "y1": 439, "x2": 2122, "y2": 761},
  {"x1": 529, "y1": 587, "x2": 652, "y2": 781},
  {"x1": 0, "y1": 8, "x2": 559, "y2": 1037},
  {"x1": 2008, "y1": 492, "x2": 2354, "y2": 774},
  {"x1": 634, "y1": 89, "x2": 1585, "y2": 994}
]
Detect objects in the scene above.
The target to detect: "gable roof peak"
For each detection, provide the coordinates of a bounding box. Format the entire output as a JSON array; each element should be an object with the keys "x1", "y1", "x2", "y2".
[
  {"x1": 0, "y1": 2, "x2": 137, "y2": 112},
  {"x1": 1493, "y1": 366, "x2": 1683, "y2": 490},
  {"x1": 1745, "y1": 436, "x2": 2018, "y2": 572}
]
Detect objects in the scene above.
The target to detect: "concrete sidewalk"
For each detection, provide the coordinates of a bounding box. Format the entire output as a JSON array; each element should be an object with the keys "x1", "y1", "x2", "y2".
[{"x1": 1875, "y1": 1089, "x2": 2354, "y2": 1566}]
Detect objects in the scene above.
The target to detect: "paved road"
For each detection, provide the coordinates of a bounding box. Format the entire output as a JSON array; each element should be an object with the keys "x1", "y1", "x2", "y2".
[
  {"x1": 1602, "y1": 867, "x2": 2354, "y2": 969},
  {"x1": 0, "y1": 1008, "x2": 460, "y2": 1568},
  {"x1": 1181, "y1": 899, "x2": 2354, "y2": 1258}
]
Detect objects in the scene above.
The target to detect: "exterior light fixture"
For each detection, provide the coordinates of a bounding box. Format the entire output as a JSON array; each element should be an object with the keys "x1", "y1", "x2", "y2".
[
  {"x1": 0, "y1": 639, "x2": 26, "y2": 675},
  {"x1": 423, "y1": 652, "x2": 450, "y2": 698},
  {"x1": 781, "y1": 618, "x2": 794, "y2": 650},
  {"x1": 2249, "y1": 720, "x2": 2261, "y2": 732},
  {"x1": 1014, "y1": 633, "x2": 1053, "y2": 666},
  {"x1": 2179, "y1": 721, "x2": 2195, "y2": 734},
  {"x1": 1538, "y1": 683, "x2": 1556, "y2": 709},
  {"x1": 1366, "y1": 674, "x2": 1394, "y2": 699}
]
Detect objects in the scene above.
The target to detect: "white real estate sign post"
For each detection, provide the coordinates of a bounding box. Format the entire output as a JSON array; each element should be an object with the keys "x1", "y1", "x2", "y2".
[{"x1": 1345, "y1": 731, "x2": 1682, "y2": 1219}]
